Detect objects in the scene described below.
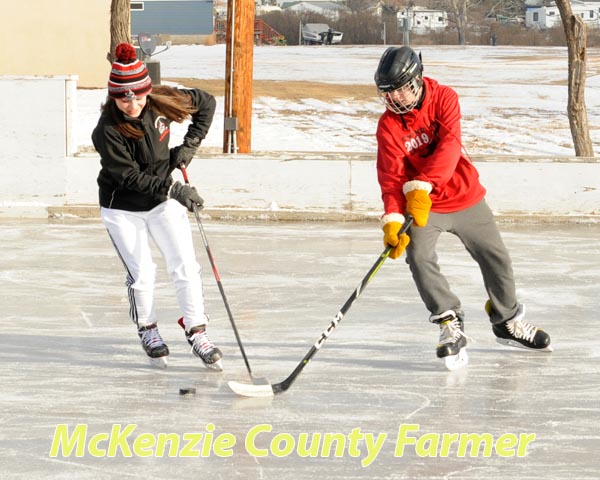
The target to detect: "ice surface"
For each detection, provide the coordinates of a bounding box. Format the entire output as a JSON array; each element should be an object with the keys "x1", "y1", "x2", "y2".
[{"x1": 1, "y1": 219, "x2": 599, "y2": 479}]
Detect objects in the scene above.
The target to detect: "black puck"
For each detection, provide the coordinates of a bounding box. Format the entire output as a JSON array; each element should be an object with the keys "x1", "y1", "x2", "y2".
[{"x1": 179, "y1": 387, "x2": 196, "y2": 395}]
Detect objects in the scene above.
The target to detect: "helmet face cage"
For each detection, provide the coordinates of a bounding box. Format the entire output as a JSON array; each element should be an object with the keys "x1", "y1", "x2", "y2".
[
  {"x1": 375, "y1": 46, "x2": 424, "y2": 114},
  {"x1": 377, "y1": 76, "x2": 423, "y2": 114}
]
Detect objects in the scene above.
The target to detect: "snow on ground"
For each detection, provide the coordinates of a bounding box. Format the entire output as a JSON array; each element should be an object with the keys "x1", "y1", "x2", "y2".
[{"x1": 77, "y1": 44, "x2": 600, "y2": 156}]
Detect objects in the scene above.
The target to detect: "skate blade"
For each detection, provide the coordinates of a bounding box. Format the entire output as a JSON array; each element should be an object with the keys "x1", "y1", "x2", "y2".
[
  {"x1": 148, "y1": 356, "x2": 168, "y2": 368},
  {"x1": 443, "y1": 349, "x2": 468, "y2": 371},
  {"x1": 202, "y1": 359, "x2": 223, "y2": 372},
  {"x1": 496, "y1": 338, "x2": 554, "y2": 352}
]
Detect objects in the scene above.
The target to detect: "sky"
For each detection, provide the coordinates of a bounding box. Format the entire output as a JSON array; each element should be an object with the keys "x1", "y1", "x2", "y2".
[{"x1": 77, "y1": 44, "x2": 600, "y2": 157}]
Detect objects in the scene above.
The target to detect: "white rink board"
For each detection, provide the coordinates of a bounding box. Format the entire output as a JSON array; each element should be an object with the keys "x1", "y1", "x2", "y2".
[
  {"x1": 62, "y1": 153, "x2": 600, "y2": 220},
  {"x1": 0, "y1": 75, "x2": 77, "y2": 215}
]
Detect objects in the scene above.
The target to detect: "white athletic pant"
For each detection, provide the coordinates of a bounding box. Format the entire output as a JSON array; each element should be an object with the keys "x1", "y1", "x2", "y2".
[{"x1": 101, "y1": 199, "x2": 207, "y2": 331}]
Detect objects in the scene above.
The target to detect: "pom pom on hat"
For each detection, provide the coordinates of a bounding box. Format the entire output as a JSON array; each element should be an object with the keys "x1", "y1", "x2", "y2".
[
  {"x1": 115, "y1": 43, "x2": 138, "y2": 63},
  {"x1": 108, "y1": 43, "x2": 152, "y2": 99}
]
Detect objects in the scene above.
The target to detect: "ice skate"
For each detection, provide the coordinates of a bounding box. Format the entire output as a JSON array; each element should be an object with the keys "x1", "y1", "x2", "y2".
[
  {"x1": 430, "y1": 310, "x2": 469, "y2": 371},
  {"x1": 178, "y1": 318, "x2": 223, "y2": 371},
  {"x1": 486, "y1": 301, "x2": 553, "y2": 352},
  {"x1": 138, "y1": 323, "x2": 169, "y2": 368}
]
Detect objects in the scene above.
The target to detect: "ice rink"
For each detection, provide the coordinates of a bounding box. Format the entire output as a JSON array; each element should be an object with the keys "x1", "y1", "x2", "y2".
[{"x1": 1, "y1": 218, "x2": 599, "y2": 479}]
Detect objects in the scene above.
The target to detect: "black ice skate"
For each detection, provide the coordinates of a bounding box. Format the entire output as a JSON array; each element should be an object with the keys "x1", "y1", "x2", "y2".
[
  {"x1": 486, "y1": 301, "x2": 553, "y2": 352},
  {"x1": 178, "y1": 318, "x2": 223, "y2": 371},
  {"x1": 138, "y1": 323, "x2": 169, "y2": 368},
  {"x1": 430, "y1": 310, "x2": 469, "y2": 371}
]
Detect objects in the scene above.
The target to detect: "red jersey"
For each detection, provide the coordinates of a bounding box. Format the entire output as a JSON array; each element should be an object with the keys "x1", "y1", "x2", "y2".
[{"x1": 376, "y1": 77, "x2": 486, "y2": 215}]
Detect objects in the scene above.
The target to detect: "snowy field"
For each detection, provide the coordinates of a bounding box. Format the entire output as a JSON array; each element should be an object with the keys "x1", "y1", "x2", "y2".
[{"x1": 78, "y1": 44, "x2": 600, "y2": 156}]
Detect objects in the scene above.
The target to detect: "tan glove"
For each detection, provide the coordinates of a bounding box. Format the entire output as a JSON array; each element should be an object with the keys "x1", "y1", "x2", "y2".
[
  {"x1": 381, "y1": 213, "x2": 411, "y2": 259},
  {"x1": 403, "y1": 180, "x2": 432, "y2": 227}
]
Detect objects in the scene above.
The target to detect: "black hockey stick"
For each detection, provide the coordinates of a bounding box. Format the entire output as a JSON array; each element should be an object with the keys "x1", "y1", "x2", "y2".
[
  {"x1": 228, "y1": 216, "x2": 414, "y2": 397},
  {"x1": 180, "y1": 165, "x2": 266, "y2": 384}
]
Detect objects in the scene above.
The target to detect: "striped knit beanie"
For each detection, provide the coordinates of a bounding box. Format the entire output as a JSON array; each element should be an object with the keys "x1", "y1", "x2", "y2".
[{"x1": 108, "y1": 43, "x2": 152, "y2": 100}]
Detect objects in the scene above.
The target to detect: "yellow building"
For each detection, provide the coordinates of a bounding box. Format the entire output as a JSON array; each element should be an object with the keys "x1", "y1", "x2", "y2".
[{"x1": 0, "y1": 0, "x2": 111, "y2": 88}]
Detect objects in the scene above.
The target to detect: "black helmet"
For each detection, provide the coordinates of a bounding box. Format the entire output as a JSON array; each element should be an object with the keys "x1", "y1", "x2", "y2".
[
  {"x1": 375, "y1": 46, "x2": 424, "y2": 113},
  {"x1": 374, "y1": 46, "x2": 423, "y2": 92}
]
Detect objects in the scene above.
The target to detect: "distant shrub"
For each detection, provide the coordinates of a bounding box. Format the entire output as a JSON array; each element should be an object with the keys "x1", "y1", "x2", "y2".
[{"x1": 257, "y1": 10, "x2": 600, "y2": 47}]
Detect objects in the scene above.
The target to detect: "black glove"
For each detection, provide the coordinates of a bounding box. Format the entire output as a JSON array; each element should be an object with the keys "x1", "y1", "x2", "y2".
[
  {"x1": 169, "y1": 181, "x2": 204, "y2": 212},
  {"x1": 170, "y1": 137, "x2": 200, "y2": 169}
]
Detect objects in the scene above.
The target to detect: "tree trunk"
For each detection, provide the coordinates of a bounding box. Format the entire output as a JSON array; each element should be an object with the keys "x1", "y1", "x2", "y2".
[
  {"x1": 449, "y1": 0, "x2": 467, "y2": 46},
  {"x1": 108, "y1": 0, "x2": 131, "y2": 63},
  {"x1": 556, "y1": 0, "x2": 594, "y2": 157}
]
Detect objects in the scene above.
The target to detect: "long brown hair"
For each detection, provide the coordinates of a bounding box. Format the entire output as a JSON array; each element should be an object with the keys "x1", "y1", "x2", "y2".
[{"x1": 102, "y1": 85, "x2": 199, "y2": 140}]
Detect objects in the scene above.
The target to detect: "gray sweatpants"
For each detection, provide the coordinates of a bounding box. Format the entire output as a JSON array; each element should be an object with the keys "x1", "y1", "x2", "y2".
[{"x1": 405, "y1": 199, "x2": 518, "y2": 324}]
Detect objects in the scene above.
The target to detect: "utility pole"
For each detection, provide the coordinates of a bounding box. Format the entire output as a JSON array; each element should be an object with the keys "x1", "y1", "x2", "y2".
[
  {"x1": 223, "y1": 0, "x2": 255, "y2": 153},
  {"x1": 402, "y1": 7, "x2": 411, "y2": 46}
]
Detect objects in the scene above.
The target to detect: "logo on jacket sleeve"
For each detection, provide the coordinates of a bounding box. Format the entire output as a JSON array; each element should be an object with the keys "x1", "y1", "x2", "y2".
[{"x1": 154, "y1": 116, "x2": 170, "y2": 142}]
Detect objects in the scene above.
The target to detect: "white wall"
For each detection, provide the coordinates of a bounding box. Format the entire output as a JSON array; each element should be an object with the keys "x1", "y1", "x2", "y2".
[
  {"x1": 2, "y1": 77, "x2": 599, "y2": 222},
  {"x1": 57, "y1": 152, "x2": 600, "y2": 222},
  {"x1": 0, "y1": 76, "x2": 78, "y2": 217},
  {"x1": 399, "y1": 8, "x2": 448, "y2": 33},
  {"x1": 526, "y1": 2, "x2": 600, "y2": 29}
]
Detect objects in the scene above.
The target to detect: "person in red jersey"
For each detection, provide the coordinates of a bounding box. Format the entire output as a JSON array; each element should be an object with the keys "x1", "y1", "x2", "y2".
[{"x1": 374, "y1": 46, "x2": 552, "y2": 370}]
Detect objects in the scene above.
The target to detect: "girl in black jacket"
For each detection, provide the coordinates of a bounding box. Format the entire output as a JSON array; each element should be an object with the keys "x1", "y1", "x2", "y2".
[{"x1": 92, "y1": 43, "x2": 222, "y2": 370}]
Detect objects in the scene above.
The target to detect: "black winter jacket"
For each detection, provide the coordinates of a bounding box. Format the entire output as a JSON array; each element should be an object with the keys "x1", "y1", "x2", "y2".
[{"x1": 92, "y1": 88, "x2": 216, "y2": 211}]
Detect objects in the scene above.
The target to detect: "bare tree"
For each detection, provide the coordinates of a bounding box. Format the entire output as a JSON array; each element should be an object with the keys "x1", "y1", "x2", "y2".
[
  {"x1": 337, "y1": 11, "x2": 384, "y2": 44},
  {"x1": 483, "y1": 0, "x2": 523, "y2": 19},
  {"x1": 378, "y1": 0, "x2": 410, "y2": 44},
  {"x1": 426, "y1": 0, "x2": 523, "y2": 19},
  {"x1": 345, "y1": 0, "x2": 377, "y2": 14},
  {"x1": 429, "y1": 0, "x2": 473, "y2": 45},
  {"x1": 449, "y1": 0, "x2": 468, "y2": 45},
  {"x1": 555, "y1": 0, "x2": 593, "y2": 157},
  {"x1": 107, "y1": 0, "x2": 131, "y2": 63},
  {"x1": 427, "y1": 0, "x2": 526, "y2": 45}
]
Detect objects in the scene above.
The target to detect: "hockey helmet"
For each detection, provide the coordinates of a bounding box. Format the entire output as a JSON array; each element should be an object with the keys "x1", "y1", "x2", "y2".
[{"x1": 374, "y1": 46, "x2": 424, "y2": 114}]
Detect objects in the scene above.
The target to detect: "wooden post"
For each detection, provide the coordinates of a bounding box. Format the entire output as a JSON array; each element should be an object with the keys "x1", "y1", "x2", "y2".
[{"x1": 223, "y1": 0, "x2": 255, "y2": 153}]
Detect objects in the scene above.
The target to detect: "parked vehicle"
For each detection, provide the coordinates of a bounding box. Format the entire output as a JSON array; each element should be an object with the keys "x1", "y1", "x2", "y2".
[{"x1": 301, "y1": 23, "x2": 343, "y2": 45}]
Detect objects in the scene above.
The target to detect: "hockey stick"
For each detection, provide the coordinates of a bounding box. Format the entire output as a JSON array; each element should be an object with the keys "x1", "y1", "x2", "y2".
[
  {"x1": 179, "y1": 164, "x2": 266, "y2": 384},
  {"x1": 228, "y1": 216, "x2": 414, "y2": 397}
]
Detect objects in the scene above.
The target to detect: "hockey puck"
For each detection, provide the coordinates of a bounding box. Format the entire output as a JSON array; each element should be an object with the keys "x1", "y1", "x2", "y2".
[{"x1": 179, "y1": 387, "x2": 196, "y2": 396}]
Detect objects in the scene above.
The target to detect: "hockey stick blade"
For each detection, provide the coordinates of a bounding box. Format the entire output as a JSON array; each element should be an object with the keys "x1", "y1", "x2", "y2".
[
  {"x1": 228, "y1": 217, "x2": 414, "y2": 398},
  {"x1": 228, "y1": 380, "x2": 275, "y2": 397}
]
